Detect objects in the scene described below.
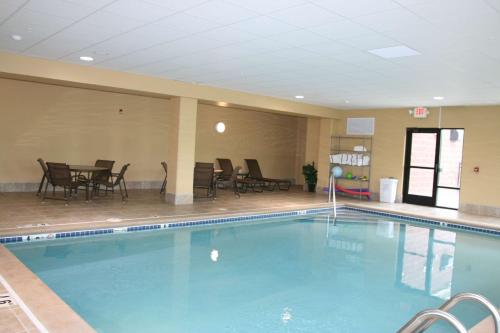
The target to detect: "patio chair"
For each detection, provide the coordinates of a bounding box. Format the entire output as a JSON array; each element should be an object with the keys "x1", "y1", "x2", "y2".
[
  {"x1": 43, "y1": 163, "x2": 87, "y2": 203},
  {"x1": 244, "y1": 159, "x2": 291, "y2": 191},
  {"x1": 91, "y1": 159, "x2": 115, "y2": 194},
  {"x1": 98, "y1": 163, "x2": 130, "y2": 201},
  {"x1": 160, "y1": 161, "x2": 168, "y2": 194},
  {"x1": 37, "y1": 159, "x2": 66, "y2": 197},
  {"x1": 193, "y1": 163, "x2": 215, "y2": 199}
]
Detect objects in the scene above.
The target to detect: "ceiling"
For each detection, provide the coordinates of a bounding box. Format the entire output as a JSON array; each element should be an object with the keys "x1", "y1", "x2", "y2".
[{"x1": 1, "y1": 0, "x2": 500, "y2": 109}]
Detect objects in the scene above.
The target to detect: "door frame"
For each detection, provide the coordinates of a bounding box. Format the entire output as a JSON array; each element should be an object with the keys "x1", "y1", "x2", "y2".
[{"x1": 402, "y1": 128, "x2": 441, "y2": 207}]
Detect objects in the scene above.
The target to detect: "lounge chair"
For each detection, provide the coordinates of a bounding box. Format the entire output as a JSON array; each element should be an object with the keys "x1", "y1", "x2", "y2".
[
  {"x1": 244, "y1": 159, "x2": 291, "y2": 191},
  {"x1": 160, "y1": 161, "x2": 168, "y2": 194},
  {"x1": 216, "y1": 158, "x2": 233, "y2": 181},
  {"x1": 232, "y1": 166, "x2": 263, "y2": 195}
]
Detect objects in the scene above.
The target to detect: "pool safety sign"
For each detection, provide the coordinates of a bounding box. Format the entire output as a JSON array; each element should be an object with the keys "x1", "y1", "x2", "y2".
[{"x1": 0, "y1": 293, "x2": 15, "y2": 308}]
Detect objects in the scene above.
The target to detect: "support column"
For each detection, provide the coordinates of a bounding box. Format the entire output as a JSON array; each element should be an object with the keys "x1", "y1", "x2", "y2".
[
  {"x1": 165, "y1": 97, "x2": 197, "y2": 205},
  {"x1": 317, "y1": 118, "x2": 334, "y2": 193},
  {"x1": 303, "y1": 117, "x2": 334, "y2": 193}
]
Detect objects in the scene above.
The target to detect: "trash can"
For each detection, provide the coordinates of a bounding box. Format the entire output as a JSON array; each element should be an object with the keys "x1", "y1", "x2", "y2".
[{"x1": 380, "y1": 178, "x2": 398, "y2": 203}]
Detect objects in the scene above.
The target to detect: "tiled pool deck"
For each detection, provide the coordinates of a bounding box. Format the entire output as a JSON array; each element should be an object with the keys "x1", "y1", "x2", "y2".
[{"x1": 1, "y1": 188, "x2": 499, "y2": 332}]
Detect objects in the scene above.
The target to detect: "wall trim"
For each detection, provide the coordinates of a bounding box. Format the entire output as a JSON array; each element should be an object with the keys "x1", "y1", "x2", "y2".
[{"x1": 0, "y1": 181, "x2": 163, "y2": 192}]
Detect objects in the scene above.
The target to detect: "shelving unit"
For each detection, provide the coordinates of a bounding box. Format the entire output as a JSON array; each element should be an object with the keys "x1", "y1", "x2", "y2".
[{"x1": 330, "y1": 136, "x2": 373, "y2": 199}]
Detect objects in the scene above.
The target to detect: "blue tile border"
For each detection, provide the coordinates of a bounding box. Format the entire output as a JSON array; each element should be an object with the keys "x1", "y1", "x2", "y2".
[
  {"x1": 342, "y1": 206, "x2": 500, "y2": 237},
  {"x1": 1, "y1": 205, "x2": 498, "y2": 244},
  {"x1": 0, "y1": 207, "x2": 335, "y2": 244}
]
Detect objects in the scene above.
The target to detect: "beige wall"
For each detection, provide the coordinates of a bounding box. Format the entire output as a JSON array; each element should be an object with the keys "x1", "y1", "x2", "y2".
[
  {"x1": 0, "y1": 77, "x2": 173, "y2": 184},
  {"x1": 0, "y1": 78, "x2": 311, "y2": 187},
  {"x1": 195, "y1": 104, "x2": 305, "y2": 182},
  {"x1": 336, "y1": 106, "x2": 500, "y2": 209},
  {"x1": 0, "y1": 52, "x2": 338, "y2": 119}
]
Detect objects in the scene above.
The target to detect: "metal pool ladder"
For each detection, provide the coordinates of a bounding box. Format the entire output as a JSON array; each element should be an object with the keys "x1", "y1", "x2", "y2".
[
  {"x1": 397, "y1": 292, "x2": 500, "y2": 333},
  {"x1": 328, "y1": 173, "x2": 337, "y2": 219}
]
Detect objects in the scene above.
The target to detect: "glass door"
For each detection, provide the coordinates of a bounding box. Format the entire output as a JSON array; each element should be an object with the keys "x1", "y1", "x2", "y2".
[
  {"x1": 403, "y1": 128, "x2": 440, "y2": 206},
  {"x1": 436, "y1": 129, "x2": 464, "y2": 209}
]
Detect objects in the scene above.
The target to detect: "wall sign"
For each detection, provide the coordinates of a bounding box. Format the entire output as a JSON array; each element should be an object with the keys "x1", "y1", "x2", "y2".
[{"x1": 410, "y1": 107, "x2": 430, "y2": 118}]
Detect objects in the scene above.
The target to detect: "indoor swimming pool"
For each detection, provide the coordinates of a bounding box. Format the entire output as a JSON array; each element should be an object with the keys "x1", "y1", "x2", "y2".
[{"x1": 6, "y1": 212, "x2": 500, "y2": 333}]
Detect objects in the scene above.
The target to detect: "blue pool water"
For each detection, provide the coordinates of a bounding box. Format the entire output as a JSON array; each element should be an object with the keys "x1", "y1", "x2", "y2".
[{"x1": 7, "y1": 214, "x2": 500, "y2": 333}]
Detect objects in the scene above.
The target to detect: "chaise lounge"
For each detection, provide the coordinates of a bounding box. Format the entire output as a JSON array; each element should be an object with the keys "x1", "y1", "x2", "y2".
[{"x1": 244, "y1": 159, "x2": 291, "y2": 191}]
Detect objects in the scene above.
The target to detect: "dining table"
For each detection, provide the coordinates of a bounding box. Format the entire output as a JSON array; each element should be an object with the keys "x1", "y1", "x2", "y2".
[{"x1": 69, "y1": 165, "x2": 109, "y2": 201}]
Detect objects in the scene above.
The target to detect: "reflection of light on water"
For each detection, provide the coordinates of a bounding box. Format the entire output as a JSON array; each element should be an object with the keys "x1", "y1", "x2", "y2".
[
  {"x1": 210, "y1": 249, "x2": 219, "y2": 262},
  {"x1": 282, "y1": 307, "x2": 292, "y2": 324}
]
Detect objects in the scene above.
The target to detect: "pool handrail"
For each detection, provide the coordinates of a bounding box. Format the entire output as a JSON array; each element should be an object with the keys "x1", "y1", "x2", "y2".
[
  {"x1": 328, "y1": 172, "x2": 337, "y2": 219},
  {"x1": 398, "y1": 309, "x2": 467, "y2": 333},
  {"x1": 398, "y1": 292, "x2": 500, "y2": 333}
]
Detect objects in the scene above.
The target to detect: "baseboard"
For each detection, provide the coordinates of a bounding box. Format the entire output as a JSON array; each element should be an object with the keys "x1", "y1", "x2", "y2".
[
  {"x1": 0, "y1": 181, "x2": 164, "y2": 192},
  {"x1": 460, "y1": 203, "x2": 500, "y2": 218}
]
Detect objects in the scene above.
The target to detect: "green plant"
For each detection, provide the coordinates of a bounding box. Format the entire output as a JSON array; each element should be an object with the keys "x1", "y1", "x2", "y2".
[{"x1": 302, "y1": 162, "x2": 318, "y2": 185}]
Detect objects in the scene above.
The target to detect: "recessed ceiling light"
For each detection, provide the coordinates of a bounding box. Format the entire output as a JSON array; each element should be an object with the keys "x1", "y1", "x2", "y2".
[
  {"x1": 433, "y1": 96, "x2": 445, "y2": 100},
  {"x1": 368, "y1": 45, "x2": 420, "y2": 59},
  {"x1": 79, "y1": 56, "x2": 94, "y2": 62},
  {"x1": 295, "y1": 95, "x2": 304, "y2": 99},
  {"x1": 11, "y1": 34, "x2": 22, "y2": 41}
]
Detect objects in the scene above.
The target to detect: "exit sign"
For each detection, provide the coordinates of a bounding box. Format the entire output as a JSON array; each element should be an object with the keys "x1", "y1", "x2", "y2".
[{"x1": 413, "y1": 107, "x2": 429, "y2": 118}]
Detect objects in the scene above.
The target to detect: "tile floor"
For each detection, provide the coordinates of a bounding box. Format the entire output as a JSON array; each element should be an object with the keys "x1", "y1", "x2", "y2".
[{"x1": 0, "y1": 187, "x2": 499, "y2": 333}]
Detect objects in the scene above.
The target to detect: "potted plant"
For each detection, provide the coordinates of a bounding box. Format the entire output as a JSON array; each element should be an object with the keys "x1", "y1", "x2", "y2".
[{"x1": 302, "y1": 162, "x2": 318, "y2": 192}]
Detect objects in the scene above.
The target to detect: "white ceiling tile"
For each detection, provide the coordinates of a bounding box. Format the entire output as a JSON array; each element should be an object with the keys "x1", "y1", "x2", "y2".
[
  {"x1": 184, "y1": 0, "x2": 259, "y2": 25},
  {"x1": 152, "y1": 13, "x2": 221, "y2": 35},
  {"x1": 337, "y1": 33, "x2": 399, "y2": 51},
  {"x1": 25, "y1": 0, "x2": 97, "y2": 21},
  {"x1": 26, "y1": 36, "x2": 94, "y2": 59},
  {"x1": 79, "y1": 11, "x2": 145, "y2": 32},
  {"x1": 268, "y1": 3, "x2": 343, "y2": 28},
  {"x1": 0, "y1": 29, "x2": 48, "y2": 52},
  {"x1": 484, "y1": 0, "x2": 500, "y2": 11},
  {"x1": 195, "y1": 26, "x2": 259, "y2": 44},
  {"x1": 64, "y1": 0, "x2": 116, "y2": 9},
  {"x1": 0, "y1": 0, "x2": 499, "y2": 108},
  {"x1": 310, "y1": 0, "x2": 401, "y2": 18},
  {"x1": 299, "y1": 41, "x2": 356, "y2": 56},
  {"x1": 143, "y1": 0, "x2": 209, "y2": 12},
  {"x1": 1, "y1": 9, "x2": 74, "y2": 50},
  {"x1": 230, "y1": 16, "x2": 297, "y2": 37},
  {"x1": 0, "y1": 0, "x2": 27, "y2": 23},
  {"x1": 226, "y1": 0, "x2": 307, "y2": 14},
  {"x1": 407, "y1": 0, "x2": 500, "y2": 35},
  {"x1": 308, "y1": 20, "x2": 373, "y2": 40},
  {"x1": 268, "y1": 29, "x2": 332, "y2": 47},
  {"x1": 353, "y1": 8, "x2": 429, "y2": 33},
  {"x1": 103, "y1": 0, "x2": 176, "y2": 21}
]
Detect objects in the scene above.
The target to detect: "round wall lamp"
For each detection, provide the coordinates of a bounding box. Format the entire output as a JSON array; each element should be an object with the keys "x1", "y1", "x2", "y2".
[{"x1": 215, "y1": 122, "x2": 226, "y2": 133}]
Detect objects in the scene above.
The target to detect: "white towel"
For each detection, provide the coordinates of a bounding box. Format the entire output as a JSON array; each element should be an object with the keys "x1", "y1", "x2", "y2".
[
  {"x1": 363, "y1": 155, "x2": 370, "y2": 166},
  {"x1": 346, "y1": 154, "x2": 352, "y2": 165},
  {"x1": 332, "y1": 154, "x2": 342, "y2": 164},
  {"x1": 351, "y1": 154, "x2": 357, "y2": 166},
  {"x1": 341, "y1": 154, "x2": 348, "y2": 165},
  {"x1": 357, "y1": 154, "x2": 363, "y2": 166},
  {"x1": 353, "y1": 145, "x2": 367, "y2": 152}
]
